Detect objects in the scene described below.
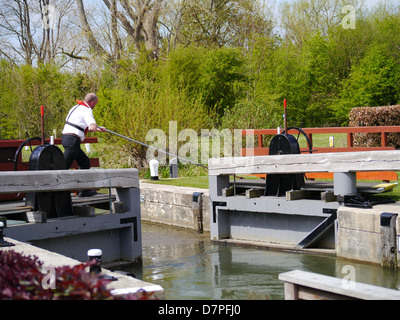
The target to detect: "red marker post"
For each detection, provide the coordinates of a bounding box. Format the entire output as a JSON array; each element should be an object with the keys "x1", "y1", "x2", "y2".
[
  {"x1": 284, "y1": 99, "x2": 288, "y2": 134},
  {"x1": 41, "y1": 105, "x2": 45, "y2": 145}
]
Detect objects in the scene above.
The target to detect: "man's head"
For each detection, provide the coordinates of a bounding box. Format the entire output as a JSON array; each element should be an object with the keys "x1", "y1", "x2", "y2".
[{"x1": 84, "y1": 93, "x2": 98, "y2": 109}]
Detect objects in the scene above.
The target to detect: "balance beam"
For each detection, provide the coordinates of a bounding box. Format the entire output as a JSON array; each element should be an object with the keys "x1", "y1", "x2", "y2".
[
  {"x1": 208, "y1": 150, "x2": 400, "y2": 176},
  {"x1": 0, "y1": 169, "x2": 139, "y2": 194}
]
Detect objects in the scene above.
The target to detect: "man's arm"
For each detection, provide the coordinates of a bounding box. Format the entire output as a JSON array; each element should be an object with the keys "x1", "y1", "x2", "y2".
[{"x1": 88, "y1": 123, "x2": 106, "y2": 132}]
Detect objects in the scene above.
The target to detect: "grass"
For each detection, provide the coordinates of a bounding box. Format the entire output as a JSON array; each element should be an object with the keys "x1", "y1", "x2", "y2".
[
  {"x1": 370, "y1": 188, "x2": 400, "y2": 202},
  {"x1": 297, "y1": 133, "x2": 347, "y2": 149},
  {"x1": 143, "y1": 176, "x2": 210, "y2": 189}
]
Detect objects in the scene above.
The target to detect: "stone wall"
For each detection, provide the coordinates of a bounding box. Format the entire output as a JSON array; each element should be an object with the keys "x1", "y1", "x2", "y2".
[
  {"x1": 140, "y1": 182, "x2": 210, "y2": 232},
  {"x1": 337, "y1": 204, "x2": 400, "y2": 268}
]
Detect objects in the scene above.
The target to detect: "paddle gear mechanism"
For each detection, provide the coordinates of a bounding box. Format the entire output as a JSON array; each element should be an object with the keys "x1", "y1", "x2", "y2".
[{"x1": 264, "y1": 101, "x2": 314, "y2": 197}]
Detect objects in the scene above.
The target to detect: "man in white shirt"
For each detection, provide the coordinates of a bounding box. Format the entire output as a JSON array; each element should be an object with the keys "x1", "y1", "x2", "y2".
[{"x1": 62, "y1": 93, "x2": 106, "y2": 197}]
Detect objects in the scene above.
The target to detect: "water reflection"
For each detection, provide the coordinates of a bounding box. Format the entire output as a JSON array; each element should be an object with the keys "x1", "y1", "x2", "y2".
[{"x1": 122, "y1": 222, "x2": 400, "y2": 300}]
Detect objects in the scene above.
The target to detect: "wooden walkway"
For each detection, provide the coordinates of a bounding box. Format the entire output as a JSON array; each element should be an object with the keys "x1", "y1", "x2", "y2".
[
  {"x1": 208, "y1": 150, "x2": 400, "y2": 176},
  {"x1": 0, "y1": 169, "x2": 139, "y2": 194}
]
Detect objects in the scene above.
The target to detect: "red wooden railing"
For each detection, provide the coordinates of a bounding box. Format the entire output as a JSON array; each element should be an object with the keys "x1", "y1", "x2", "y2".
[
  {"x1": 241, "y1": 126, "x2": 400, "y2": 156},
  {"x1": 0, "y1": 137, "x2": 99, "y2": 171},
  {"x1": 241, "y1": 126, "x2": 400, "y2": 182}
]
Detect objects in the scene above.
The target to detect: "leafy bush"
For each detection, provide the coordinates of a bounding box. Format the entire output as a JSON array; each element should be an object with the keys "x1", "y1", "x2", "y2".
[
  {"x1": 96, "y1": 59, "x2": 212, "y2": 169},
  {"x1": 335, "y1": 44, "x2": 400, "y2": 125},
  {"x1": 164, "y1": 46, "x2": 248, "y2": 120},
  {"x1": 0, "y1": 62, "x2": 87, "y2": 140},
  {"x1": 221, "y1": 98, "x2": 281, "y2": 131}
]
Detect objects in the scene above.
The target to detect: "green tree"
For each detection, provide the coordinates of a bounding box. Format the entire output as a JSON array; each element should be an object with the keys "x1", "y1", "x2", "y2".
[
  {"x1": 333, "y1": 43, "x2": 400, "y2": 124},
  {"x1": 165, "y1": 46, "x2": 247, "y2": 121},
  {"x1": 199, "y1": 47, "x2": 247, "y2": 118},
  {"x1": 0, "y1": 62, "x2": 87, "y2": 140},
  {"x1": 222, "y1": 34, "x2": 282, "y2": 130},
  {"x1": 95, "y1": 56, "x2": 211, "y2": 168},
  {"x1": 165, "y1": 45, "x2": 206, "y2": 95}
]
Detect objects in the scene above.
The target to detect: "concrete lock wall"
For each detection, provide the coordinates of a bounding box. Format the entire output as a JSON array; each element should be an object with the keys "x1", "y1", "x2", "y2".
[
  {"x1": 139, "y1": 182, "x2": 210, "y2": 232},
  {"x1": 337, "y1": 204, "x2": 400, "y2": 269}
]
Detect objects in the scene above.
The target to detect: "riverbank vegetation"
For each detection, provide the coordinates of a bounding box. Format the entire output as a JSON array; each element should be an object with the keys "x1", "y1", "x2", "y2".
[{"x1": 1, "y1": 0, "x2": 400, "y2": 170}]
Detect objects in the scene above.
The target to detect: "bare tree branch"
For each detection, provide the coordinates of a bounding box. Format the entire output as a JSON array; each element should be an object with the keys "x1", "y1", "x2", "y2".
[
  {"x1": 61, "y1": 45, "x2": 89, "y2": 61},
  {"x1": 0, "y1": 0, "x2": 78, "y2": 65},
  {"x1": 76, "y1": 0, "x2": 112, "y2": 61}
]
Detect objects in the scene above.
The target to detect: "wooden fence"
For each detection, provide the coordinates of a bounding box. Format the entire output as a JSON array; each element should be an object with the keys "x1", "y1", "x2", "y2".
[
  {"x1": 241, "y1": 126, "x2": 400, "y2": 156},
  {"x1": 0, "y1": 137, "x2": 99, "y2": 171}
]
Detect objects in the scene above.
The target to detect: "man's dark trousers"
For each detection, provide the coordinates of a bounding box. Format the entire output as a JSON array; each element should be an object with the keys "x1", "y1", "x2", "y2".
[{"x1": 62, "y1": 134, "x2": 90, "y2": 169}]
